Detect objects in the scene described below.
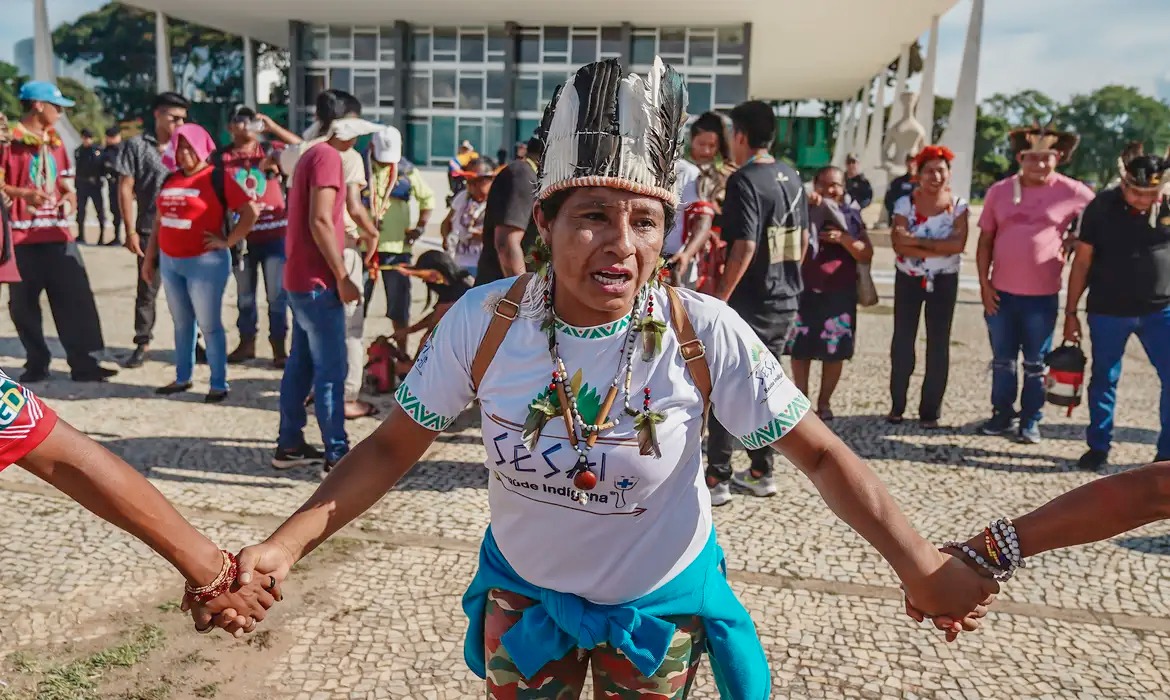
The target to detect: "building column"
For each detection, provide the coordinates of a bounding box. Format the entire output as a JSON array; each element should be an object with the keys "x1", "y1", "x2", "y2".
[
  {"x1": 155, "y1": 12, "x2": 173, "y2": 93},
  {"x1": 288, "y1": 21, "x2": 306, "y2": 133},
  {"x1": 889, "y1": 43, "x2": 912, "y2": 125},
  {"x1": 862, "y1": 75, "x2": 886, "y2": 173},
  {"x1": 32, "y1": 0, "x2": 55, "y2": 81},
  {"x1": 619, "y1": 22, "x2": 633, "y2": 68},
  {"x1": 393, "y1": 21, "x2": 410, "y2": 136},
  {"x1": 916, "y1": 15, "x2": 940, "y2": 138},
  {"x1": 243, "y1": 35, "x2": 257, "y2": 108},
  {"x1": 503, "y1": 22, "x2": 519, "y2": 148},
  {"x1": 831, "y1": 98, "x2": 855, "y2": 168},
  {"x1": 852, "y1": 81, "x2": 871, "y2": 163},
  {"x1": 940, "y1": 0, "x2": 984, "y2": 201},
  {"x1": 741, "y1": 22, "x2": 752, "y2": 96}
]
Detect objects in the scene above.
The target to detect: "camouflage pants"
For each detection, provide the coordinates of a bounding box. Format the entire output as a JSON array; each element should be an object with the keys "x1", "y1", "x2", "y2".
[{"x1": 484, "y1": 588, "x2": 705, "y2": 699}]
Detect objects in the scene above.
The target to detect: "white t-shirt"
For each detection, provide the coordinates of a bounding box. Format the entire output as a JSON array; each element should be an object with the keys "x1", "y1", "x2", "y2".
[
  {"x1": 396, "y1": 277, "x2": 810, "y2": 604},
  {"x1": 448, "y1": 190, "x2": 487, "y2": 271},
  {"x1": 664, "y1": 160, "x2": 702, "y2": 255},
  {"x1": 892, "y1": 194, "x2": 967, "y2": 278},
  {"x1": 281, "y1": 138, "x2": 366, "y2": 238}
]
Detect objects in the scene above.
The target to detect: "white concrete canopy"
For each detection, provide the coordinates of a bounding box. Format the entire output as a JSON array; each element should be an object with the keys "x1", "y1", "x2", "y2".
[{"x1": 121, "y1": 0, "x2": 957, "y2": 100}]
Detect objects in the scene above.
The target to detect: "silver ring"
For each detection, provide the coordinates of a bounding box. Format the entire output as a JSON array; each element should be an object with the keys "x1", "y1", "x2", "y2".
[
  {"x1": 195, "y1": 624, "x2": 213, "y2": 635},
  {"x1": 269, "y1": 575, "x2": 277, "y2": 590}
]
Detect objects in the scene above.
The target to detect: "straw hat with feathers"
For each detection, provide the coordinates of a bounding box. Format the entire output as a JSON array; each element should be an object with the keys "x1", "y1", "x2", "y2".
[{"x1": 1008, "y1": 123, "x2": 1080, "y2": 163}]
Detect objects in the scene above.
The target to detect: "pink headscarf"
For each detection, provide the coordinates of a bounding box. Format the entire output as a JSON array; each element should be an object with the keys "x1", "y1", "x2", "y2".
[{"x1": 167, "y1": 123, "x2": 217, "y2": 171}]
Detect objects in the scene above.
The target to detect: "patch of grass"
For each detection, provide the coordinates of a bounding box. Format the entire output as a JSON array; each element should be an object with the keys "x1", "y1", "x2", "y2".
[
  {"x1": 192, "y1": 683, "x2": 218, "y2": 699},
  {"x1": 8, "y1": 652, "x2": 36, "y2": 674},
  {"x1": 118, "y1": 682, "x2": 171, "y2": 700},
  {"x1": 245, "y1": 630, "x2": 272, "y2": 651},
  {"x1": 155, "y1": 600, "x2": 181, "y2": 614},
  {"x1": 34, "y1": 625, "x2": 164, "y2": 700},
  {"x1": 178, "y1": 652, "x2": 208, "y2": 667}
]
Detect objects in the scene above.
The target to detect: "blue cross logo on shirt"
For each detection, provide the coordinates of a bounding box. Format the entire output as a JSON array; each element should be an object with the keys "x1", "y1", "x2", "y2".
[
  {"x1": 613, "y1": 476, "x2": 639, "y2": 508},
  {"x1": 616, "y1": 478, "x2": 636, "y2": 489}
]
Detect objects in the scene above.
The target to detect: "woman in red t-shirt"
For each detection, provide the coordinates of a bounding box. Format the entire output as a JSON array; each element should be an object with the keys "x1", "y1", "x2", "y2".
[{"x1": 143, "y1": 124, "x2": 259, "y2": 402}]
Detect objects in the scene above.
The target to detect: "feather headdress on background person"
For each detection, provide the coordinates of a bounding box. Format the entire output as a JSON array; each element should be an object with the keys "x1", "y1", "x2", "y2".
[
  {"x1": 1008, "y1": 124, "x2": 1080, "y2": 163},
  {"x1": 1117, "y1": 143, "x2": 1170, "y2": 226},
  {"x1": 535, "y1": 57, "x2": 688, "y2": 205}
]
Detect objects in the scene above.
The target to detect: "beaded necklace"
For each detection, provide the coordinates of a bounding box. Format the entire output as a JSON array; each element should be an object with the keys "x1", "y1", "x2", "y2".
[{"x1": 524, "y1": 273, "x2": 667, "y2": 504}]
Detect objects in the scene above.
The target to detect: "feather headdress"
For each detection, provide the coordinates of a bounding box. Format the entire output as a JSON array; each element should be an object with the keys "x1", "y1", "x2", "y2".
[
  {"x1": 535, "y1": 57, "x2": 688, "y2": 205},
  {"x1": 1118, "y1": 144, "x2": 1170, "y2": 191},
  {"x1": 1008, "y1": 124, "x2": 1079, "y2": 163}
]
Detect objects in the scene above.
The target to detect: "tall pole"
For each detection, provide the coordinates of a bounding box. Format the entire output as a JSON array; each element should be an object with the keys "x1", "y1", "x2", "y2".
[
  {"x1": 916, "y1": 15, "x2": 940, "y2": 138},
  {"x1": 940, "y1": 0, "x2": 985, "y2": 201},
  {"x1": 243, "y1": 35, "x2": 257, "y2": 107},
  {"x1": 156, "y1": 12, "x2": 174, "y2": 93}
]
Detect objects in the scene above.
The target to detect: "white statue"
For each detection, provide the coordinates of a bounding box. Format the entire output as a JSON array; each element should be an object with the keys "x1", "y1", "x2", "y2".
[{"x1": 882, "y1": 91, "x2": 927, "y2": 178}]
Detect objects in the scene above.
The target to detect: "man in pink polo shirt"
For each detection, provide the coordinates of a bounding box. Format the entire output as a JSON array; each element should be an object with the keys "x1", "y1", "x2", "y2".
[{"x1": 976, "y1": 126, "x2": 1094, "y2": 443}]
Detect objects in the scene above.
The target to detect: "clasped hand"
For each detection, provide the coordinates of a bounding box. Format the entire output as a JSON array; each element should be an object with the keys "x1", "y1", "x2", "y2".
[
  {"x1": 182, "y1": 541, "x2": 296, "y2": 638},
  {"x1": 901, "y1": 544, "x2": 1000, "y2": 643}
]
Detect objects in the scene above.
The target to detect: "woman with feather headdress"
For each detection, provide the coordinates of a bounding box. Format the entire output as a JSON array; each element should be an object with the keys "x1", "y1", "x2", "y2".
[{"x1": 225, "y1": 59, "x2": 996, "y2": 698}]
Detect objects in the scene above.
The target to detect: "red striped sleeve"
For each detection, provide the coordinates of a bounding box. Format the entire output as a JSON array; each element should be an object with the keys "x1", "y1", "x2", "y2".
[{"x1": 0, "y1": 372, "x2": 58, "y2": 469}]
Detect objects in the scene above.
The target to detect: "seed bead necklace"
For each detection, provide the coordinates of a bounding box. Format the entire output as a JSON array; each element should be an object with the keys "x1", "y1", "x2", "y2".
[{"x1": 538, "y1": 274, "x2": 662, "y2": 504}]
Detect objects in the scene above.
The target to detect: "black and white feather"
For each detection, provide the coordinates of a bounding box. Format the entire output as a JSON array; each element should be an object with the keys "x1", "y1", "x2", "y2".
[{"x1": 536, "y1": 57, "x2": 688, "y2": 205}]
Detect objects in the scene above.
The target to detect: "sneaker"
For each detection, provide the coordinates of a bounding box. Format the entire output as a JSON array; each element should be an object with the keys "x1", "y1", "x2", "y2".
[
  {"x1": 19, "y1": 367, "x2": 49, "y2": 383},
  {"x1": 1076, "y1": 449, "x2": 1109, "y2": 472},
  {"x1": 124, "y1": 344, "x2": 148, "y2": 369},
  {"x1": 979, "y1": 412, "x2": 1017, "y2": 436},
  {"x1": 271, "y1": 443, "x2": 324, "y2": 470},
  {"x1": 708, "y1": 481, "x2": 732, "y2": 507},
  {"x1": 1017, "y1": 424, "x2": 1042, "y2": 445},
  {"x1": 72, "y1": 366, "x2": 119, "y2": 382},
  {"x1": 731, "y1": 469, "x2": 778, "y2": 497}
]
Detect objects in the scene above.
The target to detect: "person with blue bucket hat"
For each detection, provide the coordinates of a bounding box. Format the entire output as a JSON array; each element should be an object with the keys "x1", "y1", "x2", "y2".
[{"x1": 0, "y1": 81, "x2": 116, "y2": 383}]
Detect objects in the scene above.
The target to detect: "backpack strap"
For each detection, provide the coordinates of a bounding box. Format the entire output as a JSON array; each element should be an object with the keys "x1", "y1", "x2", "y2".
[
  {"x1": 470, "y1": 273, "x2": 533, "y2": 393},
  {"x1": 664, "y1": 284, "x2": 712, "y2": 410}
]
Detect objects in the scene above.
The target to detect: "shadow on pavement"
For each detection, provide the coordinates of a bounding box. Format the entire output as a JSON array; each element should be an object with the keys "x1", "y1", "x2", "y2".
[{"x1": 1114, "y1": 534, "x2": 1170, "y2": 556}]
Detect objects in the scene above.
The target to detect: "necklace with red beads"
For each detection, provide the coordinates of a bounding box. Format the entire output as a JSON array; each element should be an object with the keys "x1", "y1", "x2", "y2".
[{"x1": 535, "y1": 274, "x2": 664, "y2": 504}]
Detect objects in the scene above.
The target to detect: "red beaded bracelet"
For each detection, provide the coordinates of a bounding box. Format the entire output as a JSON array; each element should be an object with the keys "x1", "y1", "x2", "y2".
[{"x1": 184, "y1": 550, "x2": 239, "y2": 604}]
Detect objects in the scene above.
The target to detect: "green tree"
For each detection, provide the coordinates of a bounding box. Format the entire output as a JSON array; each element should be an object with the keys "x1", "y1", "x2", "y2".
[
  {"x1": 983, "y1": 89, "x2": 1059, "y2": 126},
  {"x1": 1059, "y1": 85, "x2": 1170, "y2": 186},
  {"x1": 58, "y1": 77, "x2": 113, "y2": 137},
  {"x1": 0, "y1": 61, "x2": 24, "y2": 121}
]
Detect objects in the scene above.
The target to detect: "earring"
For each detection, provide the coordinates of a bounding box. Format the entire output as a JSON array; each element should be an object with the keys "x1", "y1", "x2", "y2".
[{"x1": 526, "y1": 237, "x2": 552, "y2": 277}]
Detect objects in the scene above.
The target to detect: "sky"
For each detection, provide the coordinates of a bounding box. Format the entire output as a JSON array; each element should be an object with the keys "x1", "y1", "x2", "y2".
[{"x1": 2, "y1": 0, "x2": 1169, "y2": 103}]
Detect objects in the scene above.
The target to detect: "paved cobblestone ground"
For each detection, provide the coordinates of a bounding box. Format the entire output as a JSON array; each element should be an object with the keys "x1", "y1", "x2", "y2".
[{"x1": 2, "y1": 242, "x2": 1170, "y2": 698}]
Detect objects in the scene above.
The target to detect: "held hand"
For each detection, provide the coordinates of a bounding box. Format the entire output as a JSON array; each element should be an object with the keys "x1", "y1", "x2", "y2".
[
  {"x1": 20, "y1": 188, "x2": 49, "y2": 208},
  {"x1": 1063, "y1": 313, "x2": 1082, "y2": 343},
  {"x1": 900, "y1": 549, "x2": 999, "y2": 639},
  {"x1": 125, "y1": 232, "x2": 145, "y2": 257},
  {"x1": 338, "y1": 277, "x2": 362, "y2": 304},
  {"x1": 182, "y1": 577, "x2": 278, "y2": 638},
  {"x1": 405, "y1": 228, "x2": 424, "y2": 246},
  {"x1": 204, "y1": 233, "x2": 229, "y2": 251},
  {"x1": 980, "y1": 283, "x2": 1000, "y2": 316}
]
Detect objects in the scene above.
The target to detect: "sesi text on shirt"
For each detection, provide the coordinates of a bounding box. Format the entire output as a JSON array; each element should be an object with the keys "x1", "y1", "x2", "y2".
[
  {"x1": 0, "y1": 124, "x2": 75, "y2": 245},
  {"x1": 395, "y1": 277, "x2": 810, "y2": 604},
  {"x1": 156, "y1": 167, "x2": 248, "y2": 258},
  {"x1": 0, "y1": 368, "x2": 58, "y2": 470}
]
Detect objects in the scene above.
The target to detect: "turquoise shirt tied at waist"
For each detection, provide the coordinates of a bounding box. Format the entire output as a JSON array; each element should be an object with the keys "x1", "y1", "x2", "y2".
[{"x1": 462, "y1": 527, "x2": 771, "y2": 699}]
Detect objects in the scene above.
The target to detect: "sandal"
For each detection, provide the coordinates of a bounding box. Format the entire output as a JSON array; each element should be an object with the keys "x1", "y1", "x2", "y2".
[
  {"x1": 344, "y1": 400, "x2": 379, "y2": 420},
  {"x1": 885, "y1": 414, "x2": 904, "y2": 425}
]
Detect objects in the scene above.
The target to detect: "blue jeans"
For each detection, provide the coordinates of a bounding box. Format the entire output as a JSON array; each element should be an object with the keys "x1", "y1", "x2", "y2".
[
  {"x1": 984, "y1": 291, "x2": 1058, "y2": 428},
  {"x1": 235, "y1": 238, "x2": 288, "y2": 341},
  {"x1": 160, "y1": 250, "x2": 231, "y2": 391},
  {"x1": 1087, "y1": 307, "x2": 1170, "y2": 457},
  {"x1": 279, "y1": 286, "x2": 349, "y2": 462}
]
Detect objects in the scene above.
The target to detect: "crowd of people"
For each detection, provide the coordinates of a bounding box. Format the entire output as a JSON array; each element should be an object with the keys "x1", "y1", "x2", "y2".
[{"x1": 0, "y1": 61, "x2": 1169, "y2": 697}]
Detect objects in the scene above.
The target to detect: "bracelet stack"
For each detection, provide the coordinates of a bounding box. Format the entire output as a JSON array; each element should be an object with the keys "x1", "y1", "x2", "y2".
[
  {"x1": 946, "y1": 518, "x2": 1027, "y2": 582},
  {"x1": 184, "y1": 550, "x2": 238, "y2": 604}
]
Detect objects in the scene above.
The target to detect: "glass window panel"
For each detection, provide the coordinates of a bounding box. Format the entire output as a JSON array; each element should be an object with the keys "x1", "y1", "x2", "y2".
[
  {"x1": 329, "y1": 68, "x2": 352, "y2": 91},
  {"x1": 486, "y1": 71, "x2": 506, "y2": 105},
  {"x1": 434, "y1": 27, "x2": 458, "y2": 54},
  {"x1": 519, "y1": 32, "x2": 540, "y2": 63},
  {"x1": 379, "y1": 27, "x2": 396, "y2": 59},
  {"x1": 601, "y1": 27, "x2": 623, "y2": 57},
  {"x1": 659, "y1": 28, "x2": 685, "y2": 58},
  {"x1": 354, "y1": 73, "x2": 377, "y2": 106},
  {"x1": 409, "y1": 72, "x2": 430, "y2": 109},
  {"x1": 543, "y1": 26, "x2": 568, "y2": 55},
  {"x1": 717, "y1": 26, "x2": 745, "y2": 55},
  {"x1": 411, "y1": 32, "x2": 431, "y2": 62},
  {"x1": 542, "y1": 72, "x2": 565, "y2": 103},
  {"x1": 714, "y1": 73, "x2": 745, "y2": 107},
  {"x1": 571, "y1": 35, "x2": 596, "y2": 65},
  {"x1": 379, "y1": 69, "x2": 396, "y2": 96},
  {"x1": 631, "y1": 33, "x2": 656, "y2": 65},
  {"x1": 516, "y1": 76, "x2": 540, "y2": 112},
  {"x1": 354, "y1": 32, "x2": 377, "y2": 61},
  {"x1": 406, "y1": 118, "x2": 429, "y2": 165},
  {"x1": 461, "y1": 33, "x2": 485, "y2": 63},
  {"x1": 688, "y1": 36, "x2": 714, "y2": 66},
  {"x1": 303, "y1": 27, "x2": 326, "y2": 61},
  {"x1": 488, "y1": 27, "x2": 508, "y2": 58},
  {"x1": 431, "y1": 116, "x2": 456, "y2": 164},
  {"x1": 304, "y1": 72, "x2": 326, "y2": 107},
  {"x1": 433, "y1": 70, "x2": 457, "y2": 105},
  {"x1": 516, "y1": 118, "x2": 540, "y2": 144},
  {"x1": 458, "y1": 122, "x2": 484, "y2": 156},
  {"x1": 459, "y1": 75, "x2": 484, "y2": 110},
  {"x1": 687, "y1": 79, "x2": 712, "y2": 115},
  {"x1": 485, "y1": 117, "x2": 504, "y2": 161},
  {"x1": 329, "y1": 26, "x2": 352, "y2": 53}
]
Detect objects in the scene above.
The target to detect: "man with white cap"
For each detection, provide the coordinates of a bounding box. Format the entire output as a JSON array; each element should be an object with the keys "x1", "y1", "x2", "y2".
[
  {"x1": 0, "y1": 81, "x2": 115, "y2": 383},
  {"x1": 273, "y1": 113, "x2": 382, "y2": 476}
]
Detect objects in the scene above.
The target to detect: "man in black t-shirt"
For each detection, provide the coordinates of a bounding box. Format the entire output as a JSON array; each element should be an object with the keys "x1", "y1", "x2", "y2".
[
  {"x1": 885, "y1": 153, "x2": 918, "y2": 223},
  {"x1": 1064, "y1": 151, "x2": 1170, "y2": 472},
  {"x1": 475, "y1": 136, "x2": 542, "y2": 286},
  {"x1": 708, "y1": 100, "x2": 809, "y2": 507}
]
